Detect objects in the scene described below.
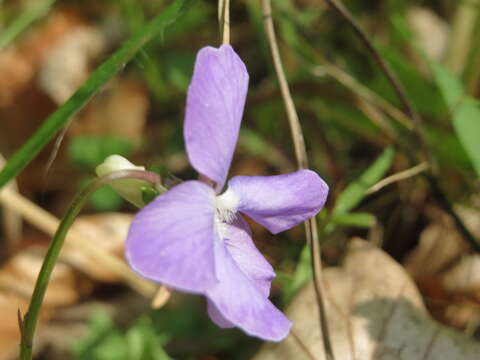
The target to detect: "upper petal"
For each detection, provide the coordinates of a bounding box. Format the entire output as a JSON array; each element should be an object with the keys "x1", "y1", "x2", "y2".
[
  {"x1": 126, "y1": 181, "x2": 217, "y2": 293},
  {"x1": 227, "y1": 170, "x2": 329, "y2": 234},
  {"x1": 206, "y1": 241, "x2": 292, "y2": 341},
  {"x1": 184, "y1": 44, "x2": 249, "y2": 190}
]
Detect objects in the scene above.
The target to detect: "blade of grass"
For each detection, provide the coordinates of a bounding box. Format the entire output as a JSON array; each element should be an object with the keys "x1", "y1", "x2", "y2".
[
  {"x1": 0, "y1": 0, "x2": 194, "y2": 190},
  {"x1": 0, "y1": 0, "x2": 56, "y2": 51}
]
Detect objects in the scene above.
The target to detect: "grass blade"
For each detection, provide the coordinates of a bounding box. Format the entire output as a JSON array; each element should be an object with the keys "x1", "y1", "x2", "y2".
[
  {"x1": 332, "y1": 147, "x2": 395, "y2": 217},
  {"x1": 0, "y1": 0, "x2": 56, "y2": 51}
]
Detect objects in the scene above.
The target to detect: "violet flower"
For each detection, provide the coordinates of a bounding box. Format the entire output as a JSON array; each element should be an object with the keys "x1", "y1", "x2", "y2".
[{"x1": 126, "y1": 45, "x2": 329, "y2": 341}]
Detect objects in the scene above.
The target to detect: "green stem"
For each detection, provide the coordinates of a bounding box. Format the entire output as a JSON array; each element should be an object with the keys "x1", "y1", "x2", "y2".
[
  {"x1": 0, "y1": 0, "x2": 193, "y2": 190},
  {"x1": 19, "y1": 170, "x2": 160, "y2": 360},
  {"x1": 0, "y1": 0, "x2": 56, "y2": 51}
]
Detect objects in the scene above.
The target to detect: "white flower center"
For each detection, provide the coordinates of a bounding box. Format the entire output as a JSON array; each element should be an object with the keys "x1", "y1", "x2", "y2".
[{"x1": 215, "y1": 188, "x2": 240, "y2": 224}]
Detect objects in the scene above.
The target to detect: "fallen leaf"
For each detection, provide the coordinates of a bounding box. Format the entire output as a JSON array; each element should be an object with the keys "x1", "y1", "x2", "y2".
[
  {"x1": 404, "y1": 222, "x2": 464, "y2": 278},
  {"x1": 253, "y1": 239, "x2": 480, "y2": 360},
  {"x1": 70, "y1": 79, "x2": 149, "y2": 145},
  {"x1": 0, "y1": 249, "x2": 80, "y2": 307},
  {"x1": 37, "y1": 25, "x2": 106, "y2": 104},
  {"x1": 62, "y1": 212, "x2": 134, "y2": 282},
  {"x1": 0, "y1": 293, "x2": 29, "y2": 360}
]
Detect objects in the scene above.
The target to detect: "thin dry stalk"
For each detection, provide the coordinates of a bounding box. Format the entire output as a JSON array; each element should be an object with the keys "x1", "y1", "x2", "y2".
[
  {"x1": 367, "y1": 162, "x2": 429, "y2": 195},
  {"x1": 261, "y1": 1, "x2": 335, "y2": 359},
  {"x1": 218, "y1": 0, "x2": 230, "y2": 44},
  {"x1": 0, "y1": 155, "x2": 22, "y2": 256},
  {"x1": 445, "y1": 0, "x2": 480, "y2": 74}
]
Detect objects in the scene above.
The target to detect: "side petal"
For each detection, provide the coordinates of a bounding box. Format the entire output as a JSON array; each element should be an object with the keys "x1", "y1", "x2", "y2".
[
  {"x1": 206, "y1": 242, "x2": 292, "y2": 342},
  {"x1": 207, "y1": 300, "x2": 234, "y2": 328},
  {"x1": 126, "y1": 181, "x2": 217, "y2": 293},
  {"x1": 220, "y1": 216, "x2": 275, "y2": 297},
  {"x1": 227, "y1": 170, "x2": 329, "y2": 234},
  {"x1": 184, "y1": 44, "x2": 249, "y2": 190}
]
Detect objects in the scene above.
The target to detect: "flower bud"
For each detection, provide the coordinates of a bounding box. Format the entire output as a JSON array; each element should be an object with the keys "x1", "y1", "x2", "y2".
[{"x1": 96, "y1": 155, "x2": 156, "y2": 208}]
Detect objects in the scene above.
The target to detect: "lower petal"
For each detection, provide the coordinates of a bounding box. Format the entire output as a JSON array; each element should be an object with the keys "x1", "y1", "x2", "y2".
[
  {"x1": 206, "y1": 242, "x2": 292, "y2": 342},
  {"x1": 126, "y1": 181, "x2": 217, "y2": 293},
  {"x1": 207, "y1": 300, "x2": 234, "y2": 328},
  {"x1": 220, "y1": 216, "x2": 275, "y2": 297}
]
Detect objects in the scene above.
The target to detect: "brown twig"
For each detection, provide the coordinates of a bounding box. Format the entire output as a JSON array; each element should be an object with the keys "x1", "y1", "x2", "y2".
[{"x1": 261, "y1": 1, "x2": 335, "y2": 359}]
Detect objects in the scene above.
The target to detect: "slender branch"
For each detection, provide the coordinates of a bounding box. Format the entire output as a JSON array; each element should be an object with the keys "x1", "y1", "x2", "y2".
[
  {"x1": 322, "y1": 0, "x2": 480, "y2": 252},
  {"x1": 261, "y1": 1, "x2": 335, "y2": 359},
  {"x1": 18, "y1": 170, "x2": 160, "y2": 360},
  {"x1": 366, "y1": 162, "x2": 429, "y2": 195},
  {"x1": 322, "y1": 0, "x2": 432, "y2": 167}
]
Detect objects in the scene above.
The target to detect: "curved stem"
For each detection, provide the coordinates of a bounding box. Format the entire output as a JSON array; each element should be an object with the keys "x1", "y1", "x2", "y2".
[{"x1": 19, "y1": 170, "x2": 160, "y2": 360}]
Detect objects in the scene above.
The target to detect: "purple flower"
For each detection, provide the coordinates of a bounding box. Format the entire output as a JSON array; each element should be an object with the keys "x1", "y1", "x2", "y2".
[{"x1": 126, "y1": 45, "x2": 329, "y2": 341}]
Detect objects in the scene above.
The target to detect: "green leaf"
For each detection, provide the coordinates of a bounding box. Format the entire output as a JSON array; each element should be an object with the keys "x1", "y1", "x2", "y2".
[
  {"x1": 73, "y1": 312, "x2": 171, "y2": 360},
  {"x1": 90, "y1": 186, "x2": 124, "y2": 212},
  {"x1": 332, "y1": 147, "x2": 395, "y2": 217},
  {"x1": 452, "y1": 99, "x2": 480, "y2": 176},
  {"x1": 430, "y1": 61, "x2": 464, "y2": 111},
  {"x1": 69, "y1": 136, "x2": 133, "y2": 170},
  {"x1": 332, "y1": 212, "x2": 377, "y2": 228},
  {"x1": 0, "y1": 0, "x2": 194, "y2": 190}
]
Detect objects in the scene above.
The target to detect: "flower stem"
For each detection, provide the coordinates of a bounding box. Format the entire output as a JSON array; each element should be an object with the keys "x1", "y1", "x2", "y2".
[
  {"x1": 18, "y1": 170, "x2": 160, "y2": 360},
  {"x1": 261, "y1": 1, "x2": 335, "y2": 359}
]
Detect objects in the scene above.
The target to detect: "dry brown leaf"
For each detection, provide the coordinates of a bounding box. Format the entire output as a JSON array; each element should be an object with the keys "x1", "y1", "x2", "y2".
[
  {"x1": 253, "y1": 239, "x2": 480, "y2": 360},
  {"x1": 37, "y1": 25, "x2": 105, "y2": 104},
  {"x1": 404, "y1": 222, "x2": 464, "y2": 278},
  {"x1": 442, "y1": 255, "x2": 480, "y2": 296},
  {"x1": 0, "y1": 250, "x2": 79, "y2": 307},
  {"x1": 62, "y1": 212, "x2": 134, "y2": 282},
  {"x1": 0, "y1": 8, "x2": 86, "y2": 107},
  {"x1": 0, "y1": 293, "x2": 29, "y2": 360},
  {"x1": 70, "y1": 79, "x2": 149, "y2": 145}
]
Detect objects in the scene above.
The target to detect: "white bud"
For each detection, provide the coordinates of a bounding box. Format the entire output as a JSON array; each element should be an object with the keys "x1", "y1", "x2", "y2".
[{"x1": 96, "y1": 155, "x2": 151, "y2": 208}]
